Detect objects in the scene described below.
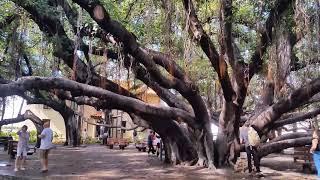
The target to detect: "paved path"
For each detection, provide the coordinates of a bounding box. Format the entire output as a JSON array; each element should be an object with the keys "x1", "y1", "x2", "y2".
[{"x1": 0, "y1": 145, "x2": 316, "y2": 179}]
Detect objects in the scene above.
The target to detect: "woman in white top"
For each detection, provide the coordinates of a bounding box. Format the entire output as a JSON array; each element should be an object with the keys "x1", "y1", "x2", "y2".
[
  {"x1": 153, "y1": 134, "x2": 161, "y2": 157},
  {"x1": 14, "y1": 125, "x2": 30, "y2": 172}
]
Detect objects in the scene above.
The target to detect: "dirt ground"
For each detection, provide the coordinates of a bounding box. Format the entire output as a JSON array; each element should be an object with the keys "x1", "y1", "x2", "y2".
[{"x1": 0, "y1": 145, "x2": 317, "y2": 180}]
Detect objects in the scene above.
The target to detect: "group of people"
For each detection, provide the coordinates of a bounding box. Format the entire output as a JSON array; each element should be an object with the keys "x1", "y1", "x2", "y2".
[{"x1": 14, "y1": 121, "x2": 54, "y2": 173}]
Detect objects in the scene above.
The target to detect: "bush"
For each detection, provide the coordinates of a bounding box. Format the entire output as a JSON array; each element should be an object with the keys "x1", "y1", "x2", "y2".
[
  {"x1": 82, "y1": 137, "x2": 101, "y2": 144},
  {"x1": 0, "y1": 131, "x2": 11, "y2": 137},
  {"x1": 29, "y1": 130, "x2": 37, "y2": 143}
]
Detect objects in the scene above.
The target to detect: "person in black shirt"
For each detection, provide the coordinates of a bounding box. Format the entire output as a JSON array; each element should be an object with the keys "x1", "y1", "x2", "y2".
[{"x1": 147, "y1": 131, "x2": 155, "y2": 154}]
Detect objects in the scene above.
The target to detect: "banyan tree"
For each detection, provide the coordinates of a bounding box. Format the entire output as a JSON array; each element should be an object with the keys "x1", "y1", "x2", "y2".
[{"x1": 0, "y1": 0, "x2": 320, "y2": 169}]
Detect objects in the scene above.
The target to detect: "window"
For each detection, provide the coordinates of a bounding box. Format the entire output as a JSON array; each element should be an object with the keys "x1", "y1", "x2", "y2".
[{"x1": 121, "y1": 121, "x2": 126, "y2": 133}]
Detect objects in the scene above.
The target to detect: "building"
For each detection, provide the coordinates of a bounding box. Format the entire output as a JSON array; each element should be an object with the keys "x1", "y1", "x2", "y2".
[{"x1": 81, "y1": 85, "x2": 163, "y2": 142}]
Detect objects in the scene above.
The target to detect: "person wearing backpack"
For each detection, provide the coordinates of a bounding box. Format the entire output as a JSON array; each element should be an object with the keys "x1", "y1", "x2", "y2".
[
  {"x1": 240, "y1": 125, "x2": 261, "y2": 173},
  {"x1": 310, "y1": 126, "x2": 320, "y2": 177}
]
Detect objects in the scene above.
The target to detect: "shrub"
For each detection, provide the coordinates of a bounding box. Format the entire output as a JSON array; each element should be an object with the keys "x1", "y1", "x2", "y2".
[
  {"x1": 0, "y1": 131, "x2": 11, "y2": 137},
  {"x1": 29, "y1": 130, "x2": 37, "y2": 143},
  {"x1": 82, "y1": 137, "x2": 101, "y2": 144}
]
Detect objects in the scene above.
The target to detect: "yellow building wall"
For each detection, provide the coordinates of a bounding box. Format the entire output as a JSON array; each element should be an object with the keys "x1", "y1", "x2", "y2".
[{"x1": 80, "y1": 105, "x2": 102, "y2": 138}]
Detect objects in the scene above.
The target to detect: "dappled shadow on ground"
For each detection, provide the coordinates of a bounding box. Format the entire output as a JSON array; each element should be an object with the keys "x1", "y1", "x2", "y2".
[{"x1": 0, "y1": 145, "x2": 317, "y2": 179}]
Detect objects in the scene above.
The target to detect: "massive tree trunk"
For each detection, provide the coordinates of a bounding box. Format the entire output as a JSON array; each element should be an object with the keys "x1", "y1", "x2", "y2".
[
  {"x1": 62, "y1": 109, "x2": 80, "y2": 147},
  {"x1": 216, "y1": 101, "x2": 241, "y2": 166},
  {"x1": 63, "y1": 117, "x2": 70, "y2": 146},
  {"x1": 152, "y1": 120, "x2": 197, "y2": 165}
]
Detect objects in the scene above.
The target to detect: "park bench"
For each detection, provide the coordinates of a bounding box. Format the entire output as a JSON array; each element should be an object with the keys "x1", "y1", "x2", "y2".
[
  {"x1": 107, "y1": 138, "x2": 129, "y2": 150},
  {"x1": 118, "y1": 138, "x2": 128, "y2": 150},
  {"x1": 293, "y1": 146, "x2": 314, "y2": 173},
  {"x1": 8, "y1": 140, "x2": 36, "y2": 159},
  {"x1": 0, "y1": 136, "x2": 13, "y2": 151}
]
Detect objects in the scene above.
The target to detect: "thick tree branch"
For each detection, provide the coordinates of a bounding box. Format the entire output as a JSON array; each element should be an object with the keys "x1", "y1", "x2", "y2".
[
  {"x1": 251, "y1": 77, "x2": 320, "y2": 131},
  {"x1": 71, "y1": 1, "x2": 212, "y2": 137},
  {"x1": 49, "y1": 0, "x2": 78, "y2": 32},
  {"x1": 11, "y1": 0, "x2": 133, "y2": 98},
  {"x1": 219, "y1": 0, "x2": 248, "y2": 107},
  {"x1": 248, "y1": 0, "x2": 294, "y2": 79},
  {"x1": 0, "y1": 110, "x2": 43, "y2": 126},
  {"x1": 1, "y1": 98, "x2": 6, "y2": 121},
  {"x1": 21, "y1": 54, "x2": 33, "y2": 76},
  {"x1": 122, "y1": 57, "x2": 193, "y2": 113},
  {"x1": 219, "y1": 0, "x2": 234, "y2": 66},
  {"x1": 258, "y1": 137, "x2": 312, "y2": 158},
  {"x1": 182, "y1": 0, "x2": 234, "y2": 101},
  {"x1": 268, "y1": 132, "x2": 310, "y2": 143},
  {"x1": 0, "y1": 77, "x2": 198, "y2": 129},
  {"x1": 272, "y1": 108, "x2": 320, "y2": 128}
]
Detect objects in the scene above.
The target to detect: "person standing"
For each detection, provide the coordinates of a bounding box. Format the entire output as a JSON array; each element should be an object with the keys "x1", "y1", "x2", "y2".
[
  {"x1": 14, "y1": 125, "x2": 30, "y2": 172},
  {"x1": 82, "y1": 128, "x2": 88, "y2": 144},
  {"x1": 310, "y1": 126, "x2": 320, "y2": 177},
  {"x1": 240, "y1": 125, "x2": 261, "y2": 173},
  {"x1": 133, "y1": 130, "x2": 138, "y2": 145},
  {"x1": 154, "y1": 134, "x2": 161, "y2": 157},
  {"x1": 147, "y1": 131, "x2": 155, "y2": 154},
  {"x1": 103, "y1": 130, "x2": 108, "y2": 145},
  {"x1": 38, "y1": 121, "x2": 53, "y2": 173}
]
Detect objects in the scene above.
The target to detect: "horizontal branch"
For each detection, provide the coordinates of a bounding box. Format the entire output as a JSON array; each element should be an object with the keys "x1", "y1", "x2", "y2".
[
  {"x1": 0, "y1": 77, "x2": 198, "y2": 129},
  {"x1": 251, "y1": 77, "x2": 320, "y2": 130},
  {"x1": 272, "y1": 108, "x2": 320, "y2": 128},
  {"x1": 258, "y1": 137, "x2": 312, "y2": 158},
  {"x1": 0, "y1": 110, "x2": 43, "y2": 126},
  {"x1": 268, "y1": 132, "x2": 310, "y2": 143}
]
